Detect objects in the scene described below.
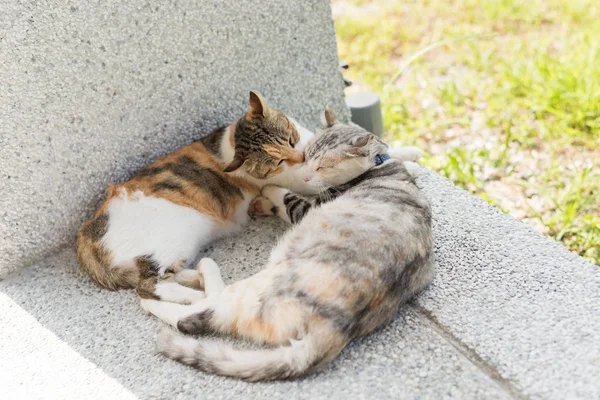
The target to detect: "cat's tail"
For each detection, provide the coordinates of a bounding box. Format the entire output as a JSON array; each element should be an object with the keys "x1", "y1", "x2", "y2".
[
  {"x1": 156, "y1": 324, "x2": 346, "y2": 381},
  {"x1": 77, "y1": 230, "x2": 139, "y2": 291},
  {"x1": 77, "y1": 185, "x2": 141, "y2": 290}
]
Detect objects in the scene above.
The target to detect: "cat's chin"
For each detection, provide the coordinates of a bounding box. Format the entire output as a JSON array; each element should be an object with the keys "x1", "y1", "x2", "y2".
[{"x1": 304, "y1": 180, "x2": 330, "y2": 192}]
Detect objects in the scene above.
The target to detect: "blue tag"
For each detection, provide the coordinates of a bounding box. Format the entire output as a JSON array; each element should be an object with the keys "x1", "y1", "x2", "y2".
[{"x1": 375, "y1": 154, "x2": 391, "y2": 166}]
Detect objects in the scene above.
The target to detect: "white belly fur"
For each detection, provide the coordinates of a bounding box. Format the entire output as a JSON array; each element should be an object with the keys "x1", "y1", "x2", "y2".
[{"x1": 102, "y1": 190, "x2": 252, "y2": 274}]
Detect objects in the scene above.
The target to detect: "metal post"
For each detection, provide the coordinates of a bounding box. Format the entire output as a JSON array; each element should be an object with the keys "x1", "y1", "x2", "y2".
[{"x1": 345, "y1": 92, "x2": 384, "y2": 137}]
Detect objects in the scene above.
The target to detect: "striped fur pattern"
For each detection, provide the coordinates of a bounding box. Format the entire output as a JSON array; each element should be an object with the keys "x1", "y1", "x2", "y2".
[
  {"x1": 142, "y1": 107, "x2": 434, "y2": 381},
  {"x1": 77, "y1": 91, "x2": 309, "y2": 301}
]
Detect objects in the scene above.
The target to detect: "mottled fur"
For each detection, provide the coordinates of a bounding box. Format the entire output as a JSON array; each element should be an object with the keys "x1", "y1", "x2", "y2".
[
  {"x1": 77, "y1": 92, "x2": 308, "y2": 300},
  {"x1": 142, "y1": 108, "x2": 434, "y2": 381}
]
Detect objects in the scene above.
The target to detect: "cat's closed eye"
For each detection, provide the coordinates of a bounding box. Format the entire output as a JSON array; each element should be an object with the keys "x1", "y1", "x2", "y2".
[
  {"x1": 278, "y1": 159, "x2": 285, "y2": 166},
  {"x1": 289, "y1": 138, "x2": 294, "y2": 147}
]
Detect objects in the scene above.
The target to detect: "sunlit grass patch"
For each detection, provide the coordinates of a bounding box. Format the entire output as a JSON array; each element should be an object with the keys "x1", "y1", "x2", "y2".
[{"x1": 333, "y1": 0, "x2": 600, "y2": 265}]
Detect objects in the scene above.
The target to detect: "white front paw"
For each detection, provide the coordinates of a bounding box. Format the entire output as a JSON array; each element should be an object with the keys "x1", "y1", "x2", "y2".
[
  {"x1": 249, "y1": 196, "x2": 275, "y2": 216},
  {"x1": 404, "y1": 161, "x2": 422, "y2": 178},
  {"x1": 197, "y1": 258, "x2": 220, "y2": 277},
  {"x1": 389, "y1": 146, "x2": 423, "y2": 162},
  {"x1": 140, "y1": 298, "x2": 155, "y2": 314},
  {"x1": 261, "y1": 185, "x2": 288, "y2": 203}
]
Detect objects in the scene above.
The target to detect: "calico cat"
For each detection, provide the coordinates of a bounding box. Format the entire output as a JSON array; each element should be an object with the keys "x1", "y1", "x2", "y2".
[
  {"x1": 77, "y1": 92, "x2": 316, "y2": 301},
  {"x1": 141, "y1": 107, "x2": 434, "y2": 381}
]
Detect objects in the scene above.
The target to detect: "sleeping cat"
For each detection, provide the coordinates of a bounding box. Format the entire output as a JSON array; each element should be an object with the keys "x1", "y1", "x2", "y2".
[
  {"x1": 77, "y1": 91, "x2": 423, "y2": 303},
  {"x1": 141, "y1": 107, "x2": 434, "y2": 381},
  {"x1": 77, "y1": 92, "x2": 316, "y2": 300}
]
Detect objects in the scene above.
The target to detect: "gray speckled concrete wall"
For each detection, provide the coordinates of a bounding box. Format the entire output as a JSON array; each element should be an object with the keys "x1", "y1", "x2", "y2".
[{"x1": 0, "y1": 1, "x2": 349, "y2": 277}]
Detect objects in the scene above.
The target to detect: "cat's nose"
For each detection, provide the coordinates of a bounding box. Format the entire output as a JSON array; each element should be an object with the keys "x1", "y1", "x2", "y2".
[{"x1": 302, "y1": 175, "x2": 311, "y2": 182}]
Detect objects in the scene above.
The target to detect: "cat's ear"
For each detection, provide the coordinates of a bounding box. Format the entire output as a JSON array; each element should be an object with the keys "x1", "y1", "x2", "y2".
[
  {"x1": 351, "y1": 134, "x2": 375, "y2": 148},
  {"x1": 346, "y1": 134, "x2": 376, "y2": 157},
  {"x1": 321, "y1": 105, "x2": 338, "y2": 128},
  {"x1": 249, "y1": 91, "x2": 267, "y2": 118},
  {"x1": 223, "y1": 156, "x2": 246, "y2": 173}
]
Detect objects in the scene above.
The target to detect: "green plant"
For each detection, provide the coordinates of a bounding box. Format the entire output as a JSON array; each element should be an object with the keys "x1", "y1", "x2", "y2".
[{"x1": 334, "y1": 0, "x2": 600, "y2": 265}]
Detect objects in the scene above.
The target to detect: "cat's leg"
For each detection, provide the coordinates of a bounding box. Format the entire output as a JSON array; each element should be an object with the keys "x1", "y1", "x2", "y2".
[
  {"x1": 173, "y1": 269, "x2": 205, "y2": 290},
  {"x1": 149, "y1": 295, "x2": 299, "y2": 345},
  {"x1": 140, "y1": 298, "x2": 203, "y2": 327},
  {"x1": 142, "y1": 294, "x2": 226, "y2": 336},
  {"x1": 388, "y1": 146, "x2": 423, "y2": 162},
  {"x1": 145, "y1": 267, "x2": 300, "y2": 346},
  {"x1": 176, "y1": 278, "x2": 302, "y2": 345},
  {"x1": 387, "y1": 146, "x2": 423, "y2": 178},
  {"x1": 403, "y1": 161, "x2": 422, "y2": 178},
  {"x1": 140, "y1": 258, "x2": 224, "y2": 324},
  {"x1": 151, "y1": 281, "x2": 206, "y2": 304},
  {"x1": 388, "y1": 146, "x2": 423, "y2": 178},
  {"x1": 251, "y1": 185, "x2": 319, "y2": 224},
  {"x1": 197, "y1": 257, "x2": 226, "y2": 296},
  {"x1": 161, "y1": 261, "x2": 205, "y2": 290},
  {"x1": 137, "y1": 260, "x2": 205, "y2": 305},
  {"x1": 141, "y1": 287, "x2": 231, "y2": 331},
  {"x1": 248, "y1": 195, "x2": 276, "y2": 217}
]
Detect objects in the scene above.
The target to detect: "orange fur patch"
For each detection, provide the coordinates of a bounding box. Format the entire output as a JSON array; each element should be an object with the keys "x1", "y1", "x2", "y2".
[
  {"x1": 78, "y1": 127, "x2": 267, "y2": 292},
  {"x1": 119, "y1": 142, "x2": 259, "y2": 222},
  {"x1": 263, "y1": 144, "x2": 305, "y2": 166},
  {"x1": 227, "y1": 314, "x2": 278, "y2": 344},
  {"x1": 245, "y1": 318, "x2": 277, "y2": 343},
  {"x1": 228, "y1": 122, "x2": 236, "y2": 148}
]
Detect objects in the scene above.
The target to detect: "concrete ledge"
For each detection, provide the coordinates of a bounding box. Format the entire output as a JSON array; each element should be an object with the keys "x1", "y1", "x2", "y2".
[
  {"x1": 1, "y1": 169, "x2": 598, "y2": 399},
  {"x1": 0, "y1": 0, "x2": 348, "y2": 277},
  {"x1": 0, "y1": 239, "x2": 510, "y2": 400},
  {"x1": 416, "y1": 170, "x2": 600, "y2": 399}
]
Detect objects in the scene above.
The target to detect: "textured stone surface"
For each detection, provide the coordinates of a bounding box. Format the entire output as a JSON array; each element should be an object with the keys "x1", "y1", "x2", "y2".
[
  {"x1": 0, "y1": 241, "x2": 509, "y2": 400},
  {"x1": 0, "y1": 0, "x2": 349, "y2": 277},
  {"x1": 416, "y1": 170, "x2": 600, "y2": 399},
  {"x1": 0, "y1": 292, "x2": 137, "y2": 400},
  {"x1": 1, "y1": 169, "x2": 599, "y2": 399},
  {"x1": 2, "y1": 3, "x2": 599, "y2": 394}
]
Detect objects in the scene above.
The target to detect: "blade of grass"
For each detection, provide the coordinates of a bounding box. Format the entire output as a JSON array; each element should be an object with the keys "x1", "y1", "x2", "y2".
[{"x1": 383, "y1": 33, "x2": 497, "y2": 92}]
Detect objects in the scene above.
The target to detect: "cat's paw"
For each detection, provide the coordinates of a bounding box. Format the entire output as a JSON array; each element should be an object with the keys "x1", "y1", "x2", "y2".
[
  {"x1": 249, "y1": 196, "x2": 275, "y2": 216},
  {"x1": 261, "y1": 185, "x2": 287, "y2": 203},
  {"x1": 197, "y1": 258, "x2": 220, "y2": 277},
  {"x1": 139, "y1": 298, "x2": 157, "y2": 315},
  {"x1": 404, "y1": 161, "x2": 422, "y2": 178},
  {"x1": 388, "y1": 146, "x2": 423, "y2": 162}
]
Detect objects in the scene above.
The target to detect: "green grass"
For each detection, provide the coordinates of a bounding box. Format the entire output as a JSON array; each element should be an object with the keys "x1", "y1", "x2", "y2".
[{"x1": 333, "y1": 0, "x2": 600, "y2": 265}]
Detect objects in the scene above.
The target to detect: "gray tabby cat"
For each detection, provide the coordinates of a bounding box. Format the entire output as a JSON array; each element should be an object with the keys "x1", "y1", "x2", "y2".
[{"x1": 140, "y1": 107, "x2": 434, "y2": 381}]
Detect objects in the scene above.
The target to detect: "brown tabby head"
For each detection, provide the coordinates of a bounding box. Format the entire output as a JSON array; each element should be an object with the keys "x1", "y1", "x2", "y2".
[{"x1": 224, "y1": 91, "x2": 304, "y2": 179}]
